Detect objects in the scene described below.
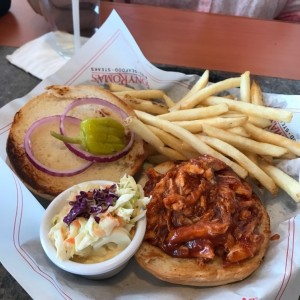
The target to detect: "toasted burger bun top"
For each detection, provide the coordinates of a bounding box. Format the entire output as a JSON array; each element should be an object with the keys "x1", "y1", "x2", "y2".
[
  {"x1": 135, "y1": 155, "x2": 270, "y2": 286},
  {"x1": 6, "y1": 85, "x2": 147, "y2": 200}
]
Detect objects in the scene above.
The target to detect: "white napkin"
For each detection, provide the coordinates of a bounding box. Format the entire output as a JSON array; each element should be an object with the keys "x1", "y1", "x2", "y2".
[{"x1": 6, "y1": 32, "x2": 70, "y2": 80}]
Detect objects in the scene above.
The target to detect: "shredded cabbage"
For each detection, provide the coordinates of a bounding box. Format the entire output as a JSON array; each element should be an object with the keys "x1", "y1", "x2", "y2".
[{"x1": 49, "y1": 175, "x2": 150, "y2": 262}]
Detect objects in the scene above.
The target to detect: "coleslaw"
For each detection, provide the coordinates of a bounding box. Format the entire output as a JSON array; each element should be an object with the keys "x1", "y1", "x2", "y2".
[{"x1": 48, "y1": 175, "x2": 150, "y2": 263}]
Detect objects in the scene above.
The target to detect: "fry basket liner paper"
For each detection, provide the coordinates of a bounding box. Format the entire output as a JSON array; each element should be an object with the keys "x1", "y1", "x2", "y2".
[{"x1": 0, "y1": 10, "x2": 300, "y2": 300}]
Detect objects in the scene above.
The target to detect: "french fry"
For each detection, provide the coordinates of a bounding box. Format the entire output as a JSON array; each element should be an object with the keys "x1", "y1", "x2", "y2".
[
  {"x1": 110, "y1": 84, "x2": 175, "y2": 108},
  {"x1": 126, "y1": 117, "x2": 186, "y2": 160},
  {"x1": 250, "y1": 80, "x2": 264, "y2": 106},
  {"x1": 107, "y1": 82, "x2": 134, "y2": 92},
  {"x1": 170, "y1": 70, "x2": 209, "y2": 111},
  {"x1": 172, "y1": 77, "x2": 241, "y2": 110},
  {"x1": 114, "y1": 89, "x2": 165, "y2": 100},
  {"x1": 244, "y1": 122, "x2": 300, "y2": 156},
  {"x1": 123, "y1": 95, "x2": 168, "y2": 115},
  {"x1": 247, "y1": 116, "x2": 272, "y2": 128},
  {"x1": 202, "y1": 124, "x2": 287, "y2": 157},
  {"x1": 260, "y1": 160, "x2": 300, "y2": 202},
  {"x1": 242, "y1": 151, "x2": 258, "y2": 179},
  {"x1": 162, "y1": 94, "x2": 176, "y2": 108},
  {"x1": 126, "y1": 117, "x2": 164, "y2": 149},
  {"x1": 173, "y1": 115, "x2": 248, "y2": 133},
  {"x1": 227, "y1": 126, "x2": 251, "y2": 137},
  {"x1": 240, "y1": 71, "x2": 251, "y2": 102},
  {"x1": 280, "y1": 152, "x2": 297, "y2": 160},
  {"x1": 223, "y1": 111, "x2": 245, "y2": 116},
  {"x1": 147, "y1": 125, "x2": 199, "y2": 158},
  {"x1": 187, "y1": 70, "x2": 210, "y2": 95},
  {"x1": 134, "y1": 110, "x2": 248, "y2": 178},
  {"x1": 198, "y1": 135, "x2": 278, "y2": 195},
  {"x1": 158, "y1": 103, "x2": 228, "y2": 121},
  {"x1": 248, "y1": 80, "x2": 272, "y2": 128},
  {"x1": 202, "y1": 96, "x2": 293, "y2": 123}
]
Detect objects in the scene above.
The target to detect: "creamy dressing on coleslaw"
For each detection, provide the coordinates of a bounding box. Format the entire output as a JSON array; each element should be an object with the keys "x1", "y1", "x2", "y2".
[{"x1": 48, "y1": 175, "x2": 150, "y2": 263}]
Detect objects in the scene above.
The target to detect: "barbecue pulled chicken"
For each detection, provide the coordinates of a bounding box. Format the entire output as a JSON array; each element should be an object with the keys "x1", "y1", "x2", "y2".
[{"x1": 135, "y1": 155, "x2": 270, "y2": 286}]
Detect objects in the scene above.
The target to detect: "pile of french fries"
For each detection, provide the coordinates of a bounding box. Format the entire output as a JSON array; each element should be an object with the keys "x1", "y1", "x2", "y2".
[{"x1": 107, "y1": 71, "x2": 300, "y2": 203}]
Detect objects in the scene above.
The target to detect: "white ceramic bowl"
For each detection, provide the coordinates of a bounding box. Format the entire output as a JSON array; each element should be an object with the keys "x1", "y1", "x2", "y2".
[{"x1": 40, "y1": 180, "x2": 146, "y2": 280}]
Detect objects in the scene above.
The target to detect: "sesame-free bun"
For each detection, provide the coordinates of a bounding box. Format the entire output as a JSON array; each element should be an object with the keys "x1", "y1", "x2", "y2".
[
  {"x1": 135, "y1": 157, "x2": 270, "y2": 286},
  {"x1": 6, "y1": 85, "x2": 147, "y2": 200}
]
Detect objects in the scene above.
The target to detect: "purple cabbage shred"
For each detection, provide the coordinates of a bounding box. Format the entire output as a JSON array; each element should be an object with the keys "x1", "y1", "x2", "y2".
[{"x1": 63, "y1": 184, "x2": 118, "y2": 226}]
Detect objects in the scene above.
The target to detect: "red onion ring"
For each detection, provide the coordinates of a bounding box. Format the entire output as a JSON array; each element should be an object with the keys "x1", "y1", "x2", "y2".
[
  {"x1": 59, "y1": 98, "x2": 134, "y2": 163},
  {"x1": 24, "y1": 115, "x2": 93, "y2": 177}
]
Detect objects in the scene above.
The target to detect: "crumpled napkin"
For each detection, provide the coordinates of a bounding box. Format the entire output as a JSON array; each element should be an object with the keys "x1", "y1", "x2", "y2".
[{"x1": 6, "y1": 32, "x2": 71, "y2": 80}]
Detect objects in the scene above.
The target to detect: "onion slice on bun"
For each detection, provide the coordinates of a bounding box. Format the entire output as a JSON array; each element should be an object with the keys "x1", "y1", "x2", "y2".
[{"x1": 6, "y1": 85, "x2": 147, "y2": 200}]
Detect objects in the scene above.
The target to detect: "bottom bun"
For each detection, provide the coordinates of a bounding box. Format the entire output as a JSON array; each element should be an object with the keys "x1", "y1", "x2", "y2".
[
  {"x1": 136, "y1": 223, "x2": 269, "y2": 287},
  {"x1": 135, "y1": 156, "x2": 270, "y2": 286}
]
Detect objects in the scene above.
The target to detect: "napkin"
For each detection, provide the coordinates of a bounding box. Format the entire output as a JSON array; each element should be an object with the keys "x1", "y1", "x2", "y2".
[{"x1": 6, "y1": 32, "x2": 71, "y2": 80}]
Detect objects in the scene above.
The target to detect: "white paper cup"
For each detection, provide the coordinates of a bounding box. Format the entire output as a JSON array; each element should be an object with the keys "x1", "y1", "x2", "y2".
[{"x1": 39, "y1": 0, "x2": 100, "y2": 58}]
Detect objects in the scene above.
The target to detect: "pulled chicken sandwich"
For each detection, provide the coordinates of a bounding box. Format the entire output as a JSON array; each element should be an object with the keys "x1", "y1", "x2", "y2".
[{"x1": 135, "y1": 155, "x2": 270, "y2": 286}]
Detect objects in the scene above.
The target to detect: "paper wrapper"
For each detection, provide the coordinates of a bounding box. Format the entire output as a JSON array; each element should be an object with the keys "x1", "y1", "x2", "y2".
[{"x1": 1, "y1": 10, "x2": 300, "y2": 300}]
